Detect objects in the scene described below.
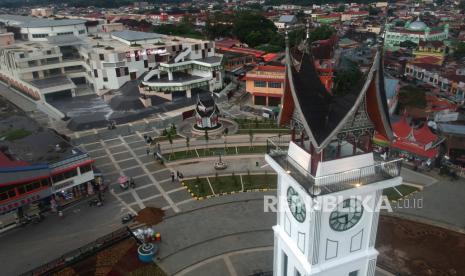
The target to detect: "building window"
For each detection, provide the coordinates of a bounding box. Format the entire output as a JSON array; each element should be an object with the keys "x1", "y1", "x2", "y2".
[
  {"x1": 282, "y1": 251, "x2": 288, "y2": 276},
  {"x1": 124, "y1": 67, "x2": 129, "y2": 75},
  {"x1": 99, "y1": 54, "x2": 105, "y2": 61},
  {"x1": 268, "y1": 82, "x2": 282, "y2": 88},
  {"x1": 19, "y1": 53, "x2": 25, "y2": 58},
  {"x1": 144, "y1": 60, "x2": 148, "y2": 68},
  {"x1": 25, "y1": 181, "x2": 41, "y2": 192},
  {"x1": 80, "y1": 164, "x2": 93, "y2": 174},
  {"x1": 94, "y1": 69, "x2": 98, "y2": 77},
  {"x1": 78, "y1": 30, "x2": 85, "y2": 34},
  {"x1": 32, "y1": 33, "x2": 49, "y2": 38},
  {"x1": 52, "y1": 169, "x2": 78, "y2": 183},
  {"x1": 116, "y1": 68, "x2": 121, "y2": 77},
  {"x1": 349, "y1": 271, "x2": 358, "y2": 276},
  {"x1": 103, "y1": 77, "x2": 108, "y2": 82},
  {"x1": 254, "y1": 81, "x2": 266, "y2": 87},
  {"x1": 57, "y1": 32, "x2": 73, "y2": 36}
]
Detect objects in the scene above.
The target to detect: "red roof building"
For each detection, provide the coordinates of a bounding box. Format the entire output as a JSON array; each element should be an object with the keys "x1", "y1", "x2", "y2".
[{"x1": 376, "y1": 117, "x2": 440, "y2": 159}]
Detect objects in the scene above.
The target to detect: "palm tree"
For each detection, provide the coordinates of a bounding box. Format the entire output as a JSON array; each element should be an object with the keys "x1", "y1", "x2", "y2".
[
  {"x1": 248, "y1": 128, "x2": 254, "y2": 149},
  {"x1": 223, "y1": 128, "x2": 228, "y2": 152},
  {"x1": 204, "y1": 129, "x2": 209, "y2": 154},
  {"x1": 167, "y1": 131, "x2": 174, "y2": 158},
  {"x1": 185, "y1": 136, "x2": 190, "y2": 155}
]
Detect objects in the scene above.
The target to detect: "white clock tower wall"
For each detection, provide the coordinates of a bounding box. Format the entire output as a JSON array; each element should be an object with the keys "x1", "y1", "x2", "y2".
[
  {"x1": 310, "y1": 188, "x2": 382, "y2": 276},
  {"x1": 274, "y1": 172, "x2": 314, "y2": 275}
]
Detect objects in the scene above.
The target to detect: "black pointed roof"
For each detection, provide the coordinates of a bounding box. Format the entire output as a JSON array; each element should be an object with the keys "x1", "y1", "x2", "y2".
[{"x1": 285, "y1": 40, "x2": 393, "y2": 152}]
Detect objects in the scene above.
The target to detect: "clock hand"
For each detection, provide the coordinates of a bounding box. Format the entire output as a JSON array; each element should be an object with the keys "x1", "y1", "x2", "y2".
[{"x1": 331, "y1": 214, "x2": 348, "y2": 222}]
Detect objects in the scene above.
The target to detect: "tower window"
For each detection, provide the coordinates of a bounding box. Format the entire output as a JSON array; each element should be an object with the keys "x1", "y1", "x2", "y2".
[{"x1": 282, "y1": 251, "x2": 288, "y2": 276}]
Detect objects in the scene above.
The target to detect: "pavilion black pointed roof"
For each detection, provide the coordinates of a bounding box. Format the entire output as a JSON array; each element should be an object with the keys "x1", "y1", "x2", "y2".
[{"x1": 285, "y1": 40, "x2": 393, "y2": 153}]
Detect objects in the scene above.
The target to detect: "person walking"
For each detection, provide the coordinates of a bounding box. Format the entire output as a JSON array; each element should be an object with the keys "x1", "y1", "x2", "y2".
[
  {"x1": 171, "y1": 172, "x2": 175, "y2": 183},
  {"x1": 146, "y1": 147, "x2": 150, "y2": 156},
  {"x1": 176, "y1": 171, "x2": 180, "y2": 180}
]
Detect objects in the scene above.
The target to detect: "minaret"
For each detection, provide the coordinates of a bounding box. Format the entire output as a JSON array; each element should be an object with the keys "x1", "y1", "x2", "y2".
[{"x1": 266, "y1": 35, "x2": 401, "y2": 276}]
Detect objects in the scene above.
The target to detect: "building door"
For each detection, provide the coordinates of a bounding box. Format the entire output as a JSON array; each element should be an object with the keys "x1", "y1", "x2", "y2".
[{"x1": 130, "y1": 72, "x2": 137, "y2": 80}]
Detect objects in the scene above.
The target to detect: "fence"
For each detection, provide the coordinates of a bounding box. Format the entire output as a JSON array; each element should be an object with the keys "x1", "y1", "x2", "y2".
[
  {"x1": 21, "y1": 227, "x2": 131, "y2": 276},
  {"x1": 266, "y1": 135, "x2": 403, "y2": 195}
]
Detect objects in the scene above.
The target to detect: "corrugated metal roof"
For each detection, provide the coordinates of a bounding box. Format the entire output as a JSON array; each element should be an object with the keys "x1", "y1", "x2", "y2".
[
  {"x1": 0, "y1": 14, "x2": 86, "y2": 28},
  {"x1": 279, "y1": 15, "x2": 297, "y2": 23},
  {"x1": 111, "y1": 30, "x2": 163, "y2": 42}
]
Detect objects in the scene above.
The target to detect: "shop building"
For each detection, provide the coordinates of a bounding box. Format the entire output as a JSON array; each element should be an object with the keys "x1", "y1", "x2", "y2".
[
  {"x1": 245, "y1": 65, "x2": 285, "y2": 107},
  {"x1": 0, "y1": 129, "x2": 94, "y2": 229}
]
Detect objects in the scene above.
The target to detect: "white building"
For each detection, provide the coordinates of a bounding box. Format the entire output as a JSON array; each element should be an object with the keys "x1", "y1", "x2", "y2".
[
  {"x1": 0, "y1": 15, "x2": 223, "y2": 116},
  {"x1": 267, "y1": 35, "x2": 402, "y2": 276},
  {"x1": 0, "y1": 15, "x2": 87, "y2": 42},
  {"x1": 384, "y1": 19, "x2": 449, "y2": 50}
]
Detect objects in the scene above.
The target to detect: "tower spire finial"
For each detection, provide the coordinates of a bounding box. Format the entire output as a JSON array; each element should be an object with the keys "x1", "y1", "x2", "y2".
[
  {"x1": 306, "y1": 18, "x2": 310, "y2": 40},
  {"x1": 285, "y1": 26, "x2": 289, "y2": 48}
]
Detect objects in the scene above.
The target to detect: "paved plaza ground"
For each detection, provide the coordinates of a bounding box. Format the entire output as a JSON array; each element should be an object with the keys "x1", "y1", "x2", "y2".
[{"x1": 0, "y1": 93, "x2": 464, "y2": 276}]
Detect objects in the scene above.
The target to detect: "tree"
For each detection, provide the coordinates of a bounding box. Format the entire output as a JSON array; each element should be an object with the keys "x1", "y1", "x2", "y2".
[
  {"x1": 223, "y1": 128, "x2": 228, "y2": 152},
  {"x1": 232, "y1": 11, "x2": 278, "y2": 47},
  {"x1": 204, "y1": 129, "x2": 209, "y2": 153},
  {"x1": 459, "y1": 0, "x2": 465, "y2": 14},
  {"x1": 309, "y1": 25, "x2": 336, "y2": 43},
  {"x1": 399, "y1": 40, "x2": 418, "y2": 49},
  {"x1": 454, "y1": 41, "x2": 465, "y2": 60},
  {"x1": 185, "y1": 136, "x2": 190, "y2": 154},
  {"x1": 333, "y1": 59, "x2": 363, "y2": 97},
  {"x1": 248, "y1": 129, "x2": 254, "y2": 149},
  {"x1": 167, "y1": 131, "x2": 174, "y2": 157},
  {"x1": 335, "y1": 5, "x2": 345, "y2": 12},
  {"x1": 398, "y1": 86, "x2": 427, "y2": 109}
]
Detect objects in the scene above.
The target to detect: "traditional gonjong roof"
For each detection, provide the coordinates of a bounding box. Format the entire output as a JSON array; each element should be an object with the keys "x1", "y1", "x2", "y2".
[{"x1": 281, "y1": 29, "x2": 393, "y2": 153}]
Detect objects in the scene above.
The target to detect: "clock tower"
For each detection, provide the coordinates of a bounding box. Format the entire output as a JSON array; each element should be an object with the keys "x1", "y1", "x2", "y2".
[{"x1": 265, "y1": 32, "x2": 402, "y2": 276}]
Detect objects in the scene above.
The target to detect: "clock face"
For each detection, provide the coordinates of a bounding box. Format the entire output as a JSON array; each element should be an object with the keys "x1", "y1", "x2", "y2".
[
  {"x1": 287, "y1": 186, "x2": 306, "y2": 223},
  {"x1": 329, "y1": 198, "x2": 364, "y2": 232}
]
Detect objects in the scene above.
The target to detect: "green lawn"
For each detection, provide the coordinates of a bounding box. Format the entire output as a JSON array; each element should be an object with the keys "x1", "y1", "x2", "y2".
[
  {"x1": 184, "y1": 177, "x2": 213, "y2": 197},
  {"x1": 237, "y1": 129, "x2": 291, "y2": 134},
  {"x1": 184, "y1": 174, "x2": 277, "y2": 198},
  {"x1": 209, "y1": 175, "x2": 242, "y2": 194},
  {"x1": 383, "y1": 184, "x2": 419, "y2": 201},
  {"x1": 237, "y1": 146, "x2": 267, "y2": 154},
  {"x1": 235, "y1": 118, "x2": 284, "y2": 130},
  {"x1": 0, "y1": 129, "x2": 32, "y2": 141},
  {"x1": 152, "y1": 134, "x2": 182, "y2": 143},
  {"x1": 243, "y1": 174, "x2": 277, "y2": 191},
  {"x1": 165, "y1": 150, "x2": 198, "y2": 161},
  {"x1": 163, "y1": 146, "x2": 267, "y2": 161}
]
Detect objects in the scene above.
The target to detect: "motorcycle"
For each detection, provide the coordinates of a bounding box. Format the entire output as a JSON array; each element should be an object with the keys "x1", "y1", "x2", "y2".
[
  {"x1": 19, "y1": 214, "x2": 43, "y2": 226},
  {"x1": 121, "y1": 213, "x2": 135, "y2": 224},
  {"x1": 88, "y1": 198, "x2": 103, "y2": 207}
]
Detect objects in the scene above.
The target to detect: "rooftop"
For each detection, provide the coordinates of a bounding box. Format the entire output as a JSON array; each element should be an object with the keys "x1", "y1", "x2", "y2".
[
  {"x1": 0, "y1": 14, "x2": 86, "y2": 28},
  {"x1": 28, "y1": 76, "x2": 75, "y2": 89},
  {"x1": 111, "y1": 30, "x2": 164, "y2": 42},
  {"x1": 147, "y1": 72, "x2": 205, "y2": 83},
  {"x1": 0, "y1": 100, "x2": 83, "y2": 166}
]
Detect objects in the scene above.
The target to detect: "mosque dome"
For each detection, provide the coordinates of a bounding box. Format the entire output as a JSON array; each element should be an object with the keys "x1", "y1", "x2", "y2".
[{"x1": 408, "y1": 19, "x2": 427, "y2": 31}]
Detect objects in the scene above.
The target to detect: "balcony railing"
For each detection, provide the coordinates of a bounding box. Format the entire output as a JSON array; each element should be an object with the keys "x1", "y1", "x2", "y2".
[{"x1": 266, "y1": 135, "x2": 402, "y2": 196}]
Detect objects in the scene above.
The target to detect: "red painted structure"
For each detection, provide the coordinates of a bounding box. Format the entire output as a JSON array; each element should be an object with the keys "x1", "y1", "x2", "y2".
[{"x1": 375, "y1": 117, "x2": 439, "y2": 159}]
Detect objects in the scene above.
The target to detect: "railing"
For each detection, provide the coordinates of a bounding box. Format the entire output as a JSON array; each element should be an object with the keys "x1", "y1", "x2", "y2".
[
  {"x1": 266, "y1": 136, "x2": 403, "y2": 196},
  {"x1": 21, "y1": 227, "x2": 131, "y2": 276}
]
